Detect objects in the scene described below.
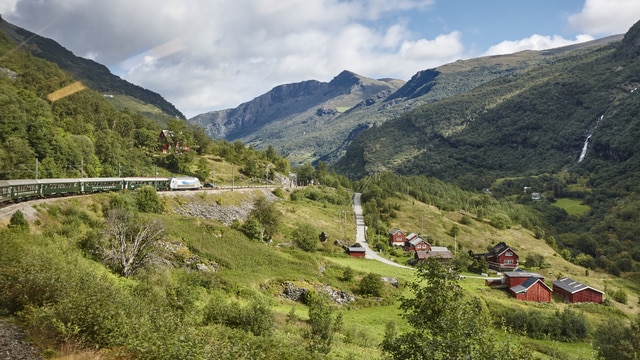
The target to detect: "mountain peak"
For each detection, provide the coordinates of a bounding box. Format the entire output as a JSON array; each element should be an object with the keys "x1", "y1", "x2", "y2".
[{"x1": 328, "y1": 70, "x2": 363, "y2": 87}]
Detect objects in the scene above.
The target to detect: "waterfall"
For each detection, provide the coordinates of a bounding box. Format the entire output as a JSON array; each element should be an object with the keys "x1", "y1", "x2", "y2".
[{"x1": 578, "y1": 114, "x2": 604, "y2": 163}]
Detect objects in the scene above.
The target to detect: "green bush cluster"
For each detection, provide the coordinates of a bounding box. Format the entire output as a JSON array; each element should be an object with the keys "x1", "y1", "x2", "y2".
[{"x1": 491, "y1": 307, "x2": 588, "y2": 342}]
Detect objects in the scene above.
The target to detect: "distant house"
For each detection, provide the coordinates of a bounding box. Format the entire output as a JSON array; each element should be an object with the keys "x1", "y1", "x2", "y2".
[
  {"x1": 348, "y1": 243, "x2": 366, "y2": 258},
  {"x1": 159, "y1": 130, "x2": 190, "y2": 154},
  {"x1": 404, "y1": 233, "x2": 430, "y2": 252},
  {"x1": 388, "y1": 229, "x2": 406, "y2": 247},
  {"x1": 552, "y1": 277, "x2": 604, "y2": 304},
  {"x1": 503, "y1": 271, "x2": 551, "y2": 302},
  {"x1": 474, "y1": 242, "x2": 519, "y2": 271}
]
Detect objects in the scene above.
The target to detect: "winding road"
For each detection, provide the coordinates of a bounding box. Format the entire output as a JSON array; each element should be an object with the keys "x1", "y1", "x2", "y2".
[{"x1": 353, "y1": 193, "x2": 412, "y2": 269}]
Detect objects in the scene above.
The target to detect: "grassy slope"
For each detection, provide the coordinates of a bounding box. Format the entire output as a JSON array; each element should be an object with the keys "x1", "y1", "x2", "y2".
[{"x1": 6, "y1": 170, "x2": 638, "y2": 359}]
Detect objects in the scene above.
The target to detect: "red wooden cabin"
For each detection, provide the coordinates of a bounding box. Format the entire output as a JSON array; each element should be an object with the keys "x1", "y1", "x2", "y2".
[
  {"x1": 484, "y1": 242, "x2": 519, "y2": 271},
  {"x1": 388, "y1": 229, "x2": 406, "y2": 247},
  {"x1": 503, "y1": 271, "x2": 552, "y2": 302},
  {"x1": 552, "y1": 277, "x2": 604, "y2": 304},
  {"x1": 348, "y1": 243, "x2": 366, "y2": 258}
]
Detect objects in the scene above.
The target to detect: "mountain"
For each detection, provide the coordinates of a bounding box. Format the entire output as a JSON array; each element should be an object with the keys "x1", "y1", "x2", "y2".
[
  {"x1": 334, "y1": 33, "x2": 631, "y2": 183},
  {"x1": 0, "y1": 15, "x2": 185, "y2": 120},
  {"x1": 189, "y1": 70, "x2": 404, "y2": 164},
  {"x1": 191, "y1": 36, "x2": 622, "y2": 166}
]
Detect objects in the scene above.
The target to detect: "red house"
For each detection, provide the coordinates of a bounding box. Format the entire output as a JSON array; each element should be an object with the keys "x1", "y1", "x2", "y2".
[
  {"x1": 481, "y1": 242, "x2": 519, "y2": 271},
  {"x1": 388, "y1": 229, "x2": 406, "y2": 247},
  {"x1": 348, "y1": 243, "x2": 366, "y2": 258},
  {"x1": 404, "y1": 233, "x2": 430, "y2": 252},
  {"x1": 552, "y1": 277, "x2": 604, "y2": 304},
  {"x1": 159, "y1": 130, "x2": 190, "y2": 154},
  {"x1": 503, "y1": 271, "x2": 551, "y2": 302}
]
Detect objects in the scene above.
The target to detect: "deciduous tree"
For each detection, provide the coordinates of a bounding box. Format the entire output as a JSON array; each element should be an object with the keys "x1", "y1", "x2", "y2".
[{"x1": 102, "y1": 209, "x2": 165, "y2": 277}]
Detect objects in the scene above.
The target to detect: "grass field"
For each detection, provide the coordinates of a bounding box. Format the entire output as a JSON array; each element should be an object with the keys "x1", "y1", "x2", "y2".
[{"x1": 552, "y1": 198, "x2": 591, "y2": 216}]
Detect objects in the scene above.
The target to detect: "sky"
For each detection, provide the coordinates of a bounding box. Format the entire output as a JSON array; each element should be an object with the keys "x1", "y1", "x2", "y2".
[{"x1": 2, "y1": 0, "x2": 640, "y2": 118}]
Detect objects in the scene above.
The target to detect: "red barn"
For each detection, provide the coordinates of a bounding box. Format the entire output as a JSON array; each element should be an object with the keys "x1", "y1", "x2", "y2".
[
  {"x1": 348, "y1": 243, "x2": 366, "y2": 258},
  {"x1": 503, "y1": 271, "x2": 551, "y2": 302},
  {"x1": 484, "y1": 242, "x2": 519, "y2": 271},
  {"x1": 509, "y1": 277, "x2": 552, "y2": 302},
  {"x1": 552, "y1": 277, "x2": 604, "y2": 304},
  {"x1": 388, "y1": 229, "x2": 406, "y2": 247}
]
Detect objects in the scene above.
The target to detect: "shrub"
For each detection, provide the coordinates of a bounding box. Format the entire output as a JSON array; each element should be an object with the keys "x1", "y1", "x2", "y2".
[
  {"x1": 292, "y1": 223, "x2": 319, "y2": 252},
  {"x1": 8, "y1": 210, "x2": 29, "y2": 232},
  {"x1": 135, "y1": 186, "x2": 164, "y2": 213},
  {"x1": 359, "y1": 273, "x2": 383, "y2": 297}
]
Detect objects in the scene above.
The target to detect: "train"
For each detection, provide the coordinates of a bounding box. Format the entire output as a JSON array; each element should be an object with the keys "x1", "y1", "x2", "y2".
[{"x1": 0, "y1": 176, "x2": 201, "y2": 205}]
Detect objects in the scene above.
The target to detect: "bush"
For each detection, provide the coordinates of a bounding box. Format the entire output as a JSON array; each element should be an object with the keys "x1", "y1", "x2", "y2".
[
  {"x1": 359, "y1": 273, "x2": 383, "y2": 297},
  {"x1": 292, "y1": 223, "x2": 318, "y2": 252},
  {"x1": 8, "y1": 210, "x2": 29, "y2": 232},
  {"x1": 135, "y1": 186, "x2": 164, "y2": 213}
]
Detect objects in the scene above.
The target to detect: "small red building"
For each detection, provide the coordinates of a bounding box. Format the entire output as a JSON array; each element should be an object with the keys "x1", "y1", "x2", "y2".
[
  {"x1": 483, "y1": 242, "x2": 519, "y2": 271},
  {"x1": 348, "y1": 243, "x2": 366, "y2": 258},
  {"x1": 389, "y1": 229, "x2": 406, "y2": 247},
  {"x1": 159, "y1": 130, "x2": 190, "y2": 154},
  {"x1": 552, "y1": 277, "x2": 604, "y2": 304},
  {"x1": 503, "y1": 271, "x2": 551, "y2": 302},
  {"x1": 509, "y1": 277, "x2": 552, "y2": 302},
  {"x1": 404, "y1": 233, "x2": 430, "y2": 252}
]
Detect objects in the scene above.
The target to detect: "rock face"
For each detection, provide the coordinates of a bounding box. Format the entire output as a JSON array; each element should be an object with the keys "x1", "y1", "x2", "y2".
[
  {"x1": 281, "y1": 282, "x2": 356, "y2": 305},
  {"x1": 189, "y1": 70, "x2": 405, "y2": 165},
  {"x1": 0, "y1": 318, "x2": 43, "y2": 360}
]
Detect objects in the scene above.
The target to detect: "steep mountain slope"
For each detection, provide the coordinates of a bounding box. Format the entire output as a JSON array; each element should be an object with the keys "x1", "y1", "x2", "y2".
[
  {"x1": 190, "y1": 70, "x2": 404, "y2": 164},
  {"x1": 191, "y1": 36, "x2": 621, "y2": 166},
  {"x1": 0, "y1": 15, "x2": 184, "y2": 119},
  {"x1": 334, "y1": 34, "x2": 633, "y2": 183}
]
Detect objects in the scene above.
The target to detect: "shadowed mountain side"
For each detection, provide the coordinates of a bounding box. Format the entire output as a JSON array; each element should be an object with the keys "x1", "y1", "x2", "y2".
[{"x1": 0, "y1": 16, "x2": 185, "y2": 119}]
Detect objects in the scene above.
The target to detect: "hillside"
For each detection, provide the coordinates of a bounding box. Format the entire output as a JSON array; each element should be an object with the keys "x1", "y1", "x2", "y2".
[
  {"x1": 1, "y1": 173, "x2": 637, "y2": 359},
  {"x1": 0, "y1": 15, "x2": 185, "y2": 120},
  {"x1": 189, "y1": 70, "x2": 405, "y2": 165},
  {"x1": 190, "y1": 36, "x2": 622, "y2": 166}
]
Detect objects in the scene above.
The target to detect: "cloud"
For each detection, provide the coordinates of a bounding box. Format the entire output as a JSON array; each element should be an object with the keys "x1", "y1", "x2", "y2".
[
  {"x1": 484, "y1": 34, "x2": 595, "y2": 56},
  {"x1": 568, "y1": 0, "x2": 640, "y2": 35}
]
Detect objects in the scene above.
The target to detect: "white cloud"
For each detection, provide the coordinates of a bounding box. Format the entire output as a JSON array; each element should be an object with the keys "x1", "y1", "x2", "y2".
[
  {"x1": 484, "y1": 34, "x2": 595, "y2": 56},
  {"x1": 568, "y1": 0, "x2": 640, "y2": 35}
]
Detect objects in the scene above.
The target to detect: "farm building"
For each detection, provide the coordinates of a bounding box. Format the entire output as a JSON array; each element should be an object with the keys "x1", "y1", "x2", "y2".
[
  {"x1": 413, "y1": 247, "x2": 453, "y2": 264},
  {"x1": 473, "y1": 242, "x2": 519, "y2": 271},
  {"x1": 348, "y1": 243, "x2": 366, "y2": 258},
  {"x1": 404, "y1": 233, "x2": 430, "y2": 252},
  {"x1": 388, "y1": 229, "x2": 406, "y2": 247},
  {"x1": 504, "y1": 271, "x2": 551, "y2": 302},
  {"x1": 552, "y1": 277, "x2": 604, "y2": 304}
]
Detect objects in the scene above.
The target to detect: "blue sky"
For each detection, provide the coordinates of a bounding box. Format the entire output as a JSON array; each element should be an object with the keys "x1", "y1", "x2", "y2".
[{"x1": 2, "y1": 0, "x2": 640, "y2": 117}]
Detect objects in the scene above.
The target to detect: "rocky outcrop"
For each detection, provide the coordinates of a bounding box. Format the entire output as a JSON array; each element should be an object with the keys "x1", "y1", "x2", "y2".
[{"x1": 281, "y1": 281, "x2": 356, "y2": 305}]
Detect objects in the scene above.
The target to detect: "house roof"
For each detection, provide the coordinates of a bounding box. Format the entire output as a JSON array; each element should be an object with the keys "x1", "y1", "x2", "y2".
[
  {"x1": 430, "y1": 246, "x2": 448, "y2": 252},
  {"x1": 389, "y1": 229, "x2": 404, "y2": 236},
  {"x1": 490, "y1": 242, "x2": 518, "y2": 257},
  {"x1": 424, "y1": 250, "x2": 453, "y2": 260},
  {"x1": 552, "y1": 277, "x2": 603, "y2": 294},
  {"x1": 510, "y1": 277, "x2": 551, "y2": 294},
  {"x1": 503, "y1": 271, "x2": 544, "y2": 279},
  {"x1": 409, "y1": 237, "x2": 425, "y2": 246},
  {"x1": 406, "y1": 233, "x2": 419, "y2": 241},
  {"x1": 415, "y1": 250, "x2": 429, "y2": 259},
  {"x1": 348, "y1": 242, "x2": 366, "y2": 252}
]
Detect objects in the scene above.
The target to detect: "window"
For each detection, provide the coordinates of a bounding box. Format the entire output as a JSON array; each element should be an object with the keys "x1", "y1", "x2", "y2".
[
  {"x1": 505, "y1": 251, "x2": 513, "y2": 256},
  {"x1": 504, "y1": 259, "x2": 514, "y2": 264}
]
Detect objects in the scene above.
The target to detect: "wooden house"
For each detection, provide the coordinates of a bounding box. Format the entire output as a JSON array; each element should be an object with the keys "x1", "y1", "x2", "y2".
[
  {"x1": 388, "y1": 229, "x2": 406, "y2": 247},
  {"x1": 159, "y1": 130, "x2": 190, "y2": 154},
  {"x1": 475, "y1": 242, "x2": 519, "y2": 271},
  {"x1": 348, "y1": 243, "x2": 366, "y2": 258},
  {"x1": 404, "y1": 233, "x2": 430, "y2": 252},
  {"x1": 552, "y1": 277, "x2": 604, "y2": 304},
  {"x1": 503, "y1": 271, "x2": 551, "y2": 302}
]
